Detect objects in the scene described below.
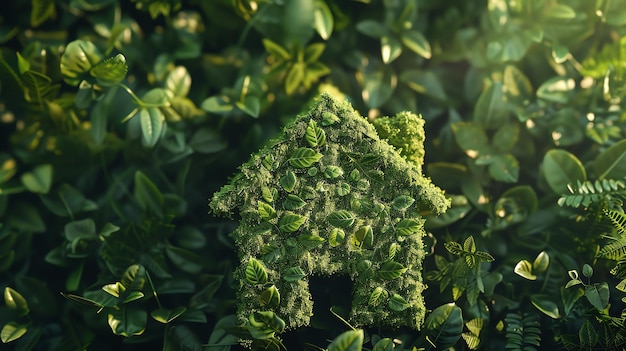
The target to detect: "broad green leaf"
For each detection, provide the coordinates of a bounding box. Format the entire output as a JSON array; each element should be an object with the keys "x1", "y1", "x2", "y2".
[
  {"x1": 369, "y1": 286, "x2": 387, "y2": 306},
  {"x1": 107, "y1": 306, "x2": 147, "y2": 337},
  {"x1": 336, "y1": 182, "x2": 351, "y2": 196},
  {"x1": 304, "y1": 43, "x2": 326, "y2": 64},
  {"x1": 314, "y1": 0, "x2": 334, "y2": 40},
  {"x1": 321, "y1": 111, "x2": 340, "y2": 126},
  {"x1": 487, "y1": 0, "x2": 508, "y2": 31},
  {"x1": 329, "y1": 228, "x2": 345, "y2": 247},
  {"x1": 258, "y1": 201, "x2": 277, "y2": 221},
  {"x1": 593, "y1": 139, "x2": 626, "y2": 180},
  {"x1": 530, "y1": 294, "x2": 560, "y2": 318},
  {"x1": 488, "y1": 154, "x2": 519, "y2": 183},
  {"x1": 60, "y1": 40, "x2": 104, "y2": 86},
  {"x1": 31, "y1": 0, "x2": 56, "y2": 27},
  {"x1": 151, "y1": 306, "x2": 187, "y2": 324},
  {"x1": 285, "y1": 63, "x2": 305, "y2": 95},
  {"x1": 280, "y1": 171, "x2": 298, "y2": 192},
  {"x1": 283, "y1": 266, "x2": 306, "y2": 281},
  {"x1": 201, "y1": 95, "x2": 233, "y2": 113},
  {"x1": 90, "y1": 54, "x2": 128, "y2": 86},
  {"x1": 278, "y1": 212, "x2": 307, "y2": 233},
  {"x1": 64, "y1": 218, "x2": 96, "y2": 241},
  {"x1": 492, "y1": 122, "x2": 519, "y2": 153},
  {"x1": 298, "y1": 234, "x2": 325, "y2": 248},
  {"x1": 451, "y1": 122, "x2": 490, "y2": 158},
  {"x1": 392, "y1": 195, "x2": 415, "y2": 211},
  {"x1": 542, "y1": 149, "x2": 586, "y2": 194},
  {"x1": 362, "y1": 65, "x2": 396, "y2": 109},
  {"x1": 20, "y1": 164, "x2": 52, "y2": 194},
  {"x1": 585, "y1": 282, "x2": 609, "y2": 310},
  {"x1": 381, "y1": 35, "x2": 402, "y2": 64},
  {"x1": 263, "y1": 39, "x2": 290, "y2": 60},
  {"x1": 283, "y1": 195, "x2": 306, "y2": 210},
  {"x1": 536, "y1": 76, "x2": 574, "y2": 104},
  {"x1": 401, "y1": 30, "x2": 431, "y2": 59},
  {"x1": 305, "y1": 119, "x2": 326, "y2": 147},
  {"x1": 379, "y1": 261, "x2": 408, "y2": 280},
  {"x1": 327, "y1": 210, "x2": 356, "y2": 228},
  {"x1": 4, "y1": 287, "x2": 29, "y2": 314},
  {"x1": 165, "y1": 66, "x2": 191, "y2": 97},
  {"x1": 354, "y1": 225, "x2": 373, "y2": 249},
  {"x1": 579, "y1": 319, "x2": 598, "y2": 348},
  {"x1": 245, "y1": 258, "x2": 268, "y2": 285},
  {"x1": 121, "y1": 264, "x2": 145, "y2": 291},
  {"x1": 1, "y1": 322, "x2": 27, "y2": 343},
  {"x1": 189, "y1": 128, "x2": 227, "y2": 154},
  {"x1": 561, "y1": 286, "x2": 584, "y2": 316},
  {"x1": 546, "y1": 4, "x2": 576, "y2": 19},
  {"x1": 235, "y1": 95, "x2": 260, "y2": 118},
  {"x1": 372, "y1": 338, "x2": 394, "y2": 351},
  {"x1": 139, "y1": 107, "x2": 165, "y2": 147},
  {"x1": 259, "y1": 285, "x2": 280, "y2": 308},
  {"x1": 328, "y1": 329, "x2": 364, "y2": 351},
  {"x1": 289, "y1": 148, "x2": 323, "y2": 168},
  {"x1": 533, "y1": 251, "x2": 549, "y2": 274},
  {"x1": 262, "y1": 187, "x2": 278, "y2": 203},
  {"x1": 514, "y1": 260, "x2": 536, "y2": 280},
  {"x1": 502, "y1": 65, "x2": 533, "y2": 104},
  {"x1": 134, "y1": 171, "x2": 164, "y2": 217},
  {"x1": 396, "y1": 218, "x2": 420, "y2": 236},
  {"x1": 421, "y1": 303, "x2": 463, "y2": 350},
  {"x1": 207, "y1": 315, "x2": 240, "y2": 351},
  {"x1": 400, "y1": 69, "x2": 446, "y2": 100},
  {"x1": 356, "y1": 20, "x2": 386, "y2": 38},
  {"x1": 388, "y1": 293, "x2": 410, "y2": 311},
  {"x1": 324, "y1": 165, "x2": 344, "y2": 179},
  {"x1": 474, "y1": 82, "x2": 509, "y2": 130}
]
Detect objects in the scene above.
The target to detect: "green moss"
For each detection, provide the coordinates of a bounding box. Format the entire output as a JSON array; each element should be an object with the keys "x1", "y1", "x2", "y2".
[
  {"x1": 372, "y1": 112, "x2": 426, "y2": 172},
  {"x1": 210, "y1": 93, "x2": 449, "y2": 338}
]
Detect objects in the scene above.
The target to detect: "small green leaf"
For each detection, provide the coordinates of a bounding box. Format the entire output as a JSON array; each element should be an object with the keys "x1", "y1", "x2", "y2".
[
  {"x1": 547, "y1": 4, "x2": 576, "y2": 19},
  {"x1": 514, "y1": 260, "x2": 536, "y2": 280},
  {"x1": 280, "y1": 171, "x2": 298, "y2": 192},
  {"x1": 259, "y1": 285, "x2": 280, "y2": 308},
  {"x1": 336, "y1": 182, "x2": 351, "y2": 196},
  {"x1": 279, "y1": 212, "x2": 307, "y2": 233},
  {"x1": 285, "y1": 63, "x2": 305, "y2": 95},
  {"x1": 305, "y1": 119, "x2": 327, "y2": 147},
  {"x1": 401, "y1": 30, "x2": 431, "y2": 59},
  {"x1": 1, "y1": 322, "x2": 27, "y2": 343},
  {"x1": 262, "y1": 39, "x2": 290, "y2": 61},
  {"x1": 324, "y1": 165, "x2": 344, "y2": 179},
  {"x1": 474, "y1": 82, "x2": 509, "y2": 130},
  {"x1": 139, "y1": 107, "x2": 165, "y2": 147},
  {"x1": 329, "y1": 228, "x2": 345, "y2": 247},
  {"x1": 90, "y1": 54, "x2": 128, "y2": 86},
  {"x1": 261, "y1": 187, "x2": 278, "y2": 203},
  {"x1": 328, "y1": 329, "x2": 364, "y2": 351},
  {"x1": 283, "y1": 195, "x2": 306, "y2": 210},
  {"x1": 298, "y1": 234, "x2": 325, "y2": 248},
  {"x1": 107, "y1": 306, "x2": 147, "y2": 337},
  {"x1": 60, "y1": 40, "x2": 104, "y2": 86},
  {"x1": 31, "y1": 0, "x2": 56, "y2": 27},
  {"x1": 283, "y1": 266, "x2": 306, "y2": 281},
  {"x1": 542, "y1": 149, "x2": 586, "y2": 194},
  {"x1": 533, "y1": 251, "x2": 550, "y2": 274},
  {"x1": 21, "y1": 164, "x2": 52, "y2": 194},
  {"x1": 396, "y1": 218, "x2": 420, "y2": 236},
  {"x1": 4, "y1": 287, "x2": 29, "y2": 315},
  {"x1": 258, "y1": 201, "x2": 277, "y2": 221},
  {"x1": 245, "y1": 258, "x2": 268, "y2": 285},
  {"x1": 488, "y1": 154, "x2": 519, "y2": 183},
  {"x1": 201, "y1": 95, "x2": 233, "y2": 113},
  {"x1": 582, "y1": 264, "x2": 593, "y2": 278},
  {"x1": 314, "y1": 0, "x2": 334, "y2": 40},
  {"x1": 354, "y1": 225, "x2": 374, "y2": 249},
  {"x1": 289, "y1": 147, "x2": 323, "y2": 168},
  {"x1": 373, "y1": 338, "x2": 394, "y2": 351},
  {"x1": 421, "y1": 303, "x2": 463, "y2": 349},
  {"x1": 451, "y1": 122, "x2": 490, "y2": 158},
  {"x1": 530, "y1": 294, "x2": 560, "y2": 319},
  {"x1": 379, "y1": 261, "x2": 408, "y2": 280},
  {"x1": 247, "y1": 311, "x2": 285, "y2": 340},
  {"x1": 585, "y1": 282, "x2": 609, "y2": 310},
  {"x1": 134, "y1": 171, "x2": 164, "y2": 217},
  {"x1": 381, "y1": 35, "x2": 402, "y2": 64},
  {"x1": 392, "y1": 195, "x2": 415, "y2": 211},
  {"x1": 388, "y1": 293, "x2": 410, "y2": 311},
  {"x1": 369, "y1": 286, "x2": 387, "y2": 307},
  {"x1": 151, "y1": 306, "x2": 187, "y2": 324},
  {"x1": 536, "y1": 76, "x2": 574, "y2": 103},
  {"x1": 235, "y1": 95, "x2": 260, "y2": 118},
  {"x1": 165, "y1": 66, "x2": 191, "y2": 97},
  {"x1": 321, "y1": 111, "x2": 340, "y2": 126},
  {"x1": 561, "y1": 286, "x2": 584, "y2": 316},
  {"x1": 327, "y1": 210, "x2": 356, "y2": 228}
]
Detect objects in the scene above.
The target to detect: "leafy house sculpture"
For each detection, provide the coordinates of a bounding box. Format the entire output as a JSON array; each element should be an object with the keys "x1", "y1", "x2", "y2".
[{"x1": 210, "y1": 93, "x2": 449, "y2": 338}]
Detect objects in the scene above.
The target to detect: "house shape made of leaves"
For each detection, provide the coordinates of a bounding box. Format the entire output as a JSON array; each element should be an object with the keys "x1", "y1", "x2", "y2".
[{"x1": 210, "y1": 93, "x2": 449, "y2": 333}]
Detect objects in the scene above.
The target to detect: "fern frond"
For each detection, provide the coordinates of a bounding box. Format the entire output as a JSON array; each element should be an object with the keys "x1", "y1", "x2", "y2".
[
  {"x1": 597, "y1": 238, "x2": 626, "y2": 260},
  {"x1": 504, "y1": 313, "x2": 541, "y2": 351},
  {"x1": 605, "y1": 209, "x2": 626, "y2": 237},
  {"x1": 558, "y1": 179, "x2": 626, "y2": 208}
]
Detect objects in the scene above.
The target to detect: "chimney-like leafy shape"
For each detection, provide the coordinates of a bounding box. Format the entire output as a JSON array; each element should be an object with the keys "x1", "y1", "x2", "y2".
[{"x1": 210, "y1": 93, "x2": 449, "y2": 341}]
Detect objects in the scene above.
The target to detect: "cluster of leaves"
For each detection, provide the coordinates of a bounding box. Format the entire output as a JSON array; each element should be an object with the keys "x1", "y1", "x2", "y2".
[{"x1": 2, "y1": 0, "x2": 626, "y2": 350}]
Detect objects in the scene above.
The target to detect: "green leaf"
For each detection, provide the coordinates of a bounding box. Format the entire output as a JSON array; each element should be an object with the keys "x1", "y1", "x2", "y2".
[
  {"x1": 579, "y1": 319, "x2": 598, "y2": 348},
  {"x1": 280, "y1": 171, "x2": 298, "y2": 192},
  {"x1": 165, "y1": 66, "x2": 191, "y2": 97},
  {"x1": 369, "y1": 286, "x2": 387, "y2": 307},
  {"x1": 259, "y1": 285, "x2": 280, "y2": 308},
  {"x1": 60, "y1": 40, "x2": 104, "y2": 86},
  {"x1": 582, "y1": 264, "x2": 593, "y2": 278},
  {"x1": 502, "y1": 65, "x2": 533, "y2": 104},
  {"x1": 139, "y1": 107, "x2": 165, "y2": 147},
  {"x1": 20, "y1": 164, "x2": 52, "y2": 194},
  {"x1": 262, "y1": 187, "x2": 278, "y2": 203},
  {"x1": 336, "y1": 182, "x2": 351, "y2": 196},
  {"x1": 258, "y1": 201, "x2": 277, "y2": 221},
  {"x1": 107, "y1": 306, "x2": 147, "y2": 337},
  {"x1": 542, "y1": 149, "x2": 586, "y2": 194},
  {"x1": 530, "y1": 294, "x2": 560, "y2": 318},
  {"x1": 451, "y1": 122, "x2": 490, "y2": 158},
  {"x1": 189, "y1": 128, "x2": 227, "y2": 154},
  {"x1": 392, "y1": 195, "x2": 415, "y2": 211},
  {"x1": 372, "y1": 338, "x2": 395, "y2": 351},
  {"x1": 151, "y1": 306, "x2": 187, "y2": 324},
  {"x1": 235, "y1": 95, "x2": 260, "y2": 118},
  {"x1": 396, "y1": 218, "x2": 420, "y2": 236},
  {"x1": 474, "y1": 82, "x2": 509, "y2": 130},
  {"x1": 329, "y1": 228, "x2": 345, "y2": 247},
  {"x1": 134, "y1": 171, "x2": 164, "y2": 217},
  {"x1": 362, "y1": 65, "x2": 396, "y2": 109},
  {"x1": 245, "y1": 258, "x2": 268, "y2": 285},
  {"x1": 285, "y1": 63, "x2": 305, "y2": 95},
  {"x1": 400, "y1": 69, "x2": 446, "y2": 100},
  {"x1": 585, "y1": 282, "x2": 609, "y2": 310},
  {"x1": 278, "y1": 212, "x2": 307, "y2": 233},
  {"x1": 561, "y1": 286, "x2": 584, "y2": 316},
  {"x1": 298, "y1": 234, "x2": 325, "y2": 248},
  {"x1": 289, "y1": 148, "x2": 323, "y2": 168},
  {"x1": 1, "y1": 322, "x2": 27, "y2": 343},
  {"x1": 31, "y1": 0, "x2": 56, "y2": 27},
  {"x1": 305, "y1": 119, "x2": 326, "y2": 147},
  {"x1": 283, "y1": 266, "x2": 306, "y2": 281},
  {"x1": 314, "y1": 0, "x2": 334, "y2": 40},
  {"x1": 283, "y1": 195, "x2": 306, "y2": 210},
  {"x1": 381, "y1": 35, "x2": 402, "y2": 64},
  {"x1": 593, "y1": 139, "x2": 626, "y2": 180},
  {"x1": 354, "y1": 225, "x2": 374, "y2": 249},
  {"x1": 388, "y1": 293, "x2": 410, "y2": 311},
  {"x1": 201, "y1": 95, "x2": 233, "y2": 113},
  {"x1": 262, "y1": 39, "x2": 290, "y2": 61},
  {"x1": 488, "y1": 154, "x2": 519, "y2": 183},
  {"x1": 357, "y1": 20, "x2": 386, "y2": 38},
  {"x1": 328, "y1": 329, "x2": 364, "y2": 351},
  {"x1": 536, "y1": 76, "x2": 574, "y2": 104},
  {"x1": 4, "y1": 287, "x2": 29, "y2": 315},
  {"x1": 324, "y1": 165, "x2": 344, "y2": 179},
  {"x1": 492, "y1": 122, "x2": 520, "y2": 153},
  {"x1": 166, "y1": 246, "x2": 204, "y2": 274},
  {"x1": 514, "y1": 260, "x2": 536, "y2": 280},
  {"x1": 379, "y1": 261, "x2": 408, "y2": 280},
  {"x1": 547, "y1": 4, "x2": 576, "y2": 19},
  {"x1": 421, "y1": 303, "x2": 463, "y2": 350},
  {"x1": 327, "y1": 210, "x2": 356, "y2": 228},
  {"x1": 533, "y1": 251, "x2": 549, "y2": 274},
  {"x1": 89, "y1": 54, "x2": 128, "y2": 86},
  {"x1": 401, "y1": 30, "x2": 431, "y2": 59}
]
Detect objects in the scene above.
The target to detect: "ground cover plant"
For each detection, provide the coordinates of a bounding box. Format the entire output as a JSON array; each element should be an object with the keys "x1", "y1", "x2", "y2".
[{"x1": 1, "y1": 0, "x2": 626, "y2": 350}]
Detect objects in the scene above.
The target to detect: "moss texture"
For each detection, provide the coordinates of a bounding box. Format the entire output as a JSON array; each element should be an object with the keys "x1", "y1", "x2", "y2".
[{"x1": 210, "y1": 93, "x2": 449, "y2": 335}]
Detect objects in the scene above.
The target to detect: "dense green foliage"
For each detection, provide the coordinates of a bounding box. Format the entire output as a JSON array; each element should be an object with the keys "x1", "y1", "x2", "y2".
[{"x1": 1, "y1": 0, "x2": 626, "y2": 350}]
